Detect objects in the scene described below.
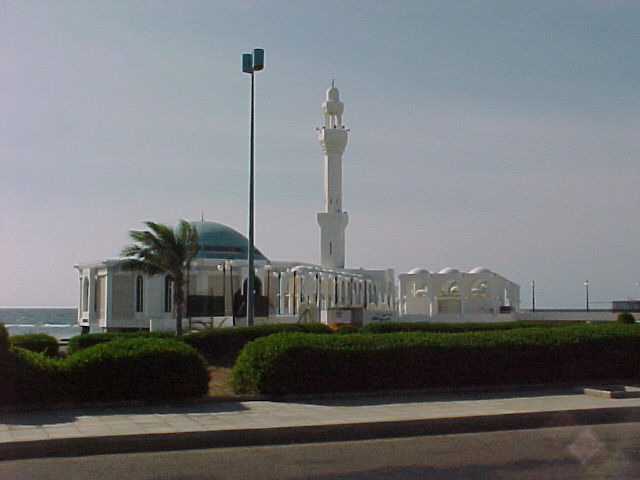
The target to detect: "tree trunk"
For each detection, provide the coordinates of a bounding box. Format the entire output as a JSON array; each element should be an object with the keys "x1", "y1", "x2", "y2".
[{"x1": 174, "y1": 280, "x2": 185, "y2": 336}]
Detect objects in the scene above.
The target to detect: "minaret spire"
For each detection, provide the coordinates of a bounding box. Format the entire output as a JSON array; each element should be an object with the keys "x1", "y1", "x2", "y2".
[{"x1": 317, "y1": 84, "x2": 349, "y2": 269}]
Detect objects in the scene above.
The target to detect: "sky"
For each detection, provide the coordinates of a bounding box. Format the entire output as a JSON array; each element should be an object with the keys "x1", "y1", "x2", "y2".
[{"x1": 1, "y1": 0, "x2": 639, "y2": 309}]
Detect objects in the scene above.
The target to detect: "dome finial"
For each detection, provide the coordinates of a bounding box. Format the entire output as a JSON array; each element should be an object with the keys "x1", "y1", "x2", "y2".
[{"x1": 331, "y1": 78, "x2": 335, "y2": 88}]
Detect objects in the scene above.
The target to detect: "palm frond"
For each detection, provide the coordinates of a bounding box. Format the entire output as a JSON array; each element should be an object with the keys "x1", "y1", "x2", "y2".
[
  {"x1": 120, "y1": 258, "x2": 165, "y2": 275},
  {"x1": 121, "y1": 220, "x2": 199, "y2": 276}
]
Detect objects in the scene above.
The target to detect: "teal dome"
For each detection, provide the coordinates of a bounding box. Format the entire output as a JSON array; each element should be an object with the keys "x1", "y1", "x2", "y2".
[{"x1": 189, "y1": 221, "x2": 268, "y2": 261}]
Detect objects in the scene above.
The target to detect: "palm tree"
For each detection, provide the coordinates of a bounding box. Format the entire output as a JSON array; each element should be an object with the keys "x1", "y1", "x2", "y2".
[{"x1": 121, "y1": 220, "x2": 198, "y2": 336}]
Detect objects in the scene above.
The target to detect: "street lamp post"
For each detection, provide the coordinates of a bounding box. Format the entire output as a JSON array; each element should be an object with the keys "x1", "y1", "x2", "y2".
[
  {"x1": 229, "y1": 262, "x2": 235, "y2": 326},
  {"x1": 584, "y1": 280, "x2": 590, "y2": 311},
  {"x1": 217, "y1": 261, "x2": 228, "y2": 318},
  {"x1": 531, "y1": 280, "x2": 536, "y2": 312},
  {"x1": 242, "y1": 48, "x2": 264, "y2": 327}
]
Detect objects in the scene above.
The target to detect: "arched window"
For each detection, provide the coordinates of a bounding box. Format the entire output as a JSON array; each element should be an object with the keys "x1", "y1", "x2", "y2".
[
  {"x1": 164, "y1": 276, "x2": 173, "y2": 313},
  {"x1": 136, "y1": 275, "x2": 144, "y2": 312},
  {"x1": 242, "y1": 276, "x2": 262, "y2": 295},
  {"x1": 471, "y1": 280, "x2": 489, "y2": 296},
  {"x1": 82, "y1": 278, "x2": 89, "y2": 312}
]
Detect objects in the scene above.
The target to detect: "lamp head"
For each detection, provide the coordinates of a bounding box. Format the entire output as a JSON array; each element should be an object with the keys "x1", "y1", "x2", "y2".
[
  {"x1": 242, "y1": 53, "x2": 253, "y2": 74},
  {"x1": 252, "y1": 48, "x2": 264, "y2": 71},
  {"x1": 242, "y1": 49, "x2": 264, "y2": 73}
]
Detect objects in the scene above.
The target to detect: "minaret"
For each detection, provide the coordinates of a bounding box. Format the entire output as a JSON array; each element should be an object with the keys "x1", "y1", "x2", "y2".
[{"x1": 317, "y1": 83, "x2": 349, "y2": 269}]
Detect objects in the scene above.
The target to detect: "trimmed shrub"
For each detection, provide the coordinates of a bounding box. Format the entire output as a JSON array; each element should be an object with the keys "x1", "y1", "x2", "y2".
[
  {"x1": 231, "y1": 323, "x2": 640, "y2": 395},
  {"x1": 66, "y1": 331, "x2": 173, "y2": 355},
  {"x1": 0, "y1": 347, "x2": 65, "y2": 405},
  {"x1": 359, "y1": 321, "x2": 583, "y2": 335},
  {"x1": 335, "y1": 325, "x2": 360, "y2": 334},
  {"x1": 9, "y1": 333, "x2": 59, "y2": 357},
  {"x1": 0, "y1": 323, "x2": 9, "y2": 357},
  {"x1": 617, "y1": 312, "x2": 635, "y2": 324},
  {"x1": 328, "y1": 323, "x2": 353, "y2": 331},
  {"x1": 66, "y1": 332, "x2": 120, "y2": 354},
  {"x1": 298, "y1": 323, "x2": 335, "y2": 334},
  {"x1": 183, "y1": 323, "x2": 333, "y2": 363},
  {"x1": 65, "y1": 336, "x2": 209, "y2": 402}
]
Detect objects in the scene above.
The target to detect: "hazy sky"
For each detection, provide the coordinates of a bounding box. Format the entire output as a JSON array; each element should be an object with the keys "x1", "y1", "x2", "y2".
[{"x1": 1, "y1": 1, "x2": 639, "y2": 308}]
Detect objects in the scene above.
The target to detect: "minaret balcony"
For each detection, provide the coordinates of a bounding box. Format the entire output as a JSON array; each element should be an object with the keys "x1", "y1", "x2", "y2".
[{"x1": 318, "y1": 128, "x2": 348, "y2": 156}]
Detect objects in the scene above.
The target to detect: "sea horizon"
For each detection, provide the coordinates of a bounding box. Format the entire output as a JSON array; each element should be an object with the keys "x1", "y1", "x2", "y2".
[
  {"x1": 1, "y1": 307, "x2": 80, "y2": 340},
  {"x1": 0, "y1": 306, "x2": 76, "y2": 309}
]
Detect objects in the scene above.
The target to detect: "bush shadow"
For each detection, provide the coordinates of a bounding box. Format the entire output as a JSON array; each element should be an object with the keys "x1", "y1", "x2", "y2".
[
  {"x1": 280, "y1": 385, "x2": 583, "y2": 407},
  {"x1": 0, "y1": 400, "x2": 248, "y2": 426}
]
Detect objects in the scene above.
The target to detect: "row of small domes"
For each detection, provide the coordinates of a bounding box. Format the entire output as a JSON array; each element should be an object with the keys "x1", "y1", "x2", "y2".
[{"x1": 407, "y1": 267, "x2": 492, "y2": 275}]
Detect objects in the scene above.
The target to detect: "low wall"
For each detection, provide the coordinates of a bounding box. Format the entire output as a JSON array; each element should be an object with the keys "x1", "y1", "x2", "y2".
[
  {"x1": 252, "y1": 315, "x2": 298, "y2": 325},
  {"x1": 515, "y1": 310, "x2": 639, "y2": 322},
  {"x1": 363, "y1": 310, "x2": 398, "y2": 325},
  {"x1": 149, "y1": 318, "x2": 189, "y2": 332},
  {"x1": 398, "y1": 313, "x2": 515, "y2": 323}
]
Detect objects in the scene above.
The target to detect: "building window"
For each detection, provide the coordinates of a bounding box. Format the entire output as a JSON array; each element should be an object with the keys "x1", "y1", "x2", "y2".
[
  {"x1": 82, "y1": 278, "x2": 89, "y2": 312},
  {"x1": 164, "y1": 276, "x2": 173, "y2": 313},
  {"x1": 136, "y1": 275, "x2": 144, "y2": 312}
]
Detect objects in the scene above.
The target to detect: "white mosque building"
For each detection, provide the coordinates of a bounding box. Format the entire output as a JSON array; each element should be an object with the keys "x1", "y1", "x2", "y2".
[{"x1": 75, "y1": 85, "x2": 519, "y2": 333}]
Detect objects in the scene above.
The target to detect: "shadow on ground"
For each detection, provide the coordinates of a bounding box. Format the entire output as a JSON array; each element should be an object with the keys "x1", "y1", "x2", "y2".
[
  {"x1": 290, "y1": 458, "x2": 581, "y2": 480},
  {"x1": 281, "y1": 386, "x2": 583, "y2": 407},
  {"x1": 0, "y1": 401, "x2": 248, "y2": 426}
]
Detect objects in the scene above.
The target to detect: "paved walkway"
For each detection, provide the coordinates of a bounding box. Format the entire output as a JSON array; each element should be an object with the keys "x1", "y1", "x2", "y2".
[{"x1": 2, "y1": 387, "x2": 640, "y2": 460}]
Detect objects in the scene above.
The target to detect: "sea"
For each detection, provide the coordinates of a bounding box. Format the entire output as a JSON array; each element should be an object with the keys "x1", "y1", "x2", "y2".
[{"x1": 1, "y1": 308, "x2": 80, "y2": 340}]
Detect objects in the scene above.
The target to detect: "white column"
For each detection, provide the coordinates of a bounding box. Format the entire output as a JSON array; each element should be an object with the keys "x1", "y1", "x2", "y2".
[{"x1": 104, "y1": 269, "x2": 113, "y2": 329}]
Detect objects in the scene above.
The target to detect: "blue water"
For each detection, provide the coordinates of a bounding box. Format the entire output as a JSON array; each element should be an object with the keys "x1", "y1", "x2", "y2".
[{"x1": 0, "y1": 308, "x2": 79, "y2": 340}]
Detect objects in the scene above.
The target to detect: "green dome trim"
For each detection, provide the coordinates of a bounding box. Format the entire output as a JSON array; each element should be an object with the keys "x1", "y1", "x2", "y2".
[{"x1": 188, "y1": 221, "x2": 268, "y2": 261}]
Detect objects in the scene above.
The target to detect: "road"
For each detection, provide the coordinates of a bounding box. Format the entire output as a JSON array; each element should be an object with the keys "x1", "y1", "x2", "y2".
[{"x1": 2, "y1": 423, "x2": 639, "y2": 479}]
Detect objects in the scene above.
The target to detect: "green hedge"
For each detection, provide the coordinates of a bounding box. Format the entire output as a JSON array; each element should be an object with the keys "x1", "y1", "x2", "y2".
[
  {"x1": 231, "y1": 324, "x2": 640, "y2": 395},
  {"x1": 183, "y1": 323, "x2": 333, "y2": 363},
  {"x1": 66, "y1": 331, "x2": 173, "y2": 355},
  {"x1": 617, "y1": 313, "x2": 635, "y2": 324},
  {"x1": 1, "y1": 336, "x2": 209, "y2": 406},
  {"x1": 359, "y1": 321, "x2": 584, "y2": 334},
  {"x1": 65, "y1": 336, "x2": 209, "y2": 402},
  {"x1": 335, "y1": 325, "x2": 361, "y2": 334},
  {"x1": 0, "y1": 347, "x2": 65, "y2": 405},
  {"x1": 9, "y1": 333, "x2": 59, "y2": 357}
]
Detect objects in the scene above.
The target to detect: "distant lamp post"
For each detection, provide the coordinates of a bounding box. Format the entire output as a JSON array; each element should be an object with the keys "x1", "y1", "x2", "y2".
[
  {"x1": 242, "y1": 48, "x2": 264, "y2": 327},
  {"x1": 229, "y1": 262, "x2": 235, "y2": 326},
  {"x1": 584, "y1": 280, "x2": 590, "y2": 311},
  {"x1": 217, "y1": 262, "x2": 227, "y2": 316},
  {"x1": 531, "y1": 280, "x2": 536, "y2": 312}
]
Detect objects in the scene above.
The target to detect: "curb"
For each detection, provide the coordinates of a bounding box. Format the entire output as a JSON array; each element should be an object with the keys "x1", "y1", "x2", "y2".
[{"x1": 1, "y1": 406, "x2": 639, "y2": 461}]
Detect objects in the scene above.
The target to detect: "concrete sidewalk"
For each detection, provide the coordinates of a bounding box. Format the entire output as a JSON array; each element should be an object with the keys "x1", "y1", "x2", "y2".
[{"x1": 2, "y1": 387, "x2": 640, "y2": 461}]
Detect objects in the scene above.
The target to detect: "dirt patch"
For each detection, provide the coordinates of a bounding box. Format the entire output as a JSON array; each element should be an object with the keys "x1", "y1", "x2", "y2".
[{"x1": 207, "y1": 365, "x2": 235, "y2": 397}]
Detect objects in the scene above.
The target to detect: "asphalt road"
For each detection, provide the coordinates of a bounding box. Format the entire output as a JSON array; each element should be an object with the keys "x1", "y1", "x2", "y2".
[{"x1": 2, "y1": 423, "x2": 639, "y2": 479}]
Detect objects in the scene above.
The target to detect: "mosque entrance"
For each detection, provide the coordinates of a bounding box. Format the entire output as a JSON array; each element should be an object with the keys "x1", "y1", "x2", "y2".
[{"x1": 233, "y1": 276, "x2": 269, "y2": 317}]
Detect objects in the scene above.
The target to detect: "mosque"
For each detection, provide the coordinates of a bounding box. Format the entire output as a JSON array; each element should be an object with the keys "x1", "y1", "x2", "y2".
[{"x1": 75, "y1": 85, "x2": 520, "y2": 333}]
